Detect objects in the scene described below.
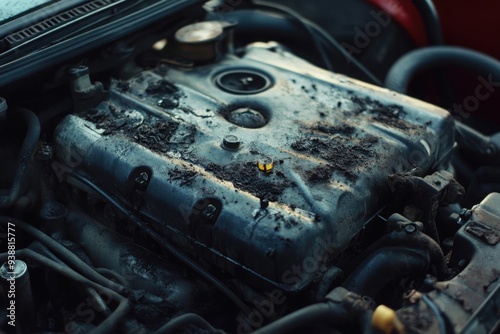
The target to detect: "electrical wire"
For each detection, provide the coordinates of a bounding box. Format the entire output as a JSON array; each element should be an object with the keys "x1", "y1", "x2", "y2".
[
  {"x1": 306, "y1": 19, "x2": 383, "y2": 85},
  {"x1": 0, "y1": 216, "x2": 127, "y2": 295},
  {"x1": 251, "y1": 300, "x2": 374, "y2": 334},
  {"x1": 29, "y1": 241, "x2": 112, "y2": 316},
  {"x1": 154, "y1": 313, "x2": 224, "y2": 334},
  {"x1": 0, "y1": 249, "x2": 131, "y2": 334},
  {"x1": 67, "y1": 172, "x2": 252, "y2": 316},
  {"x1": 249, "y1": 1, "x2": 332, "y2": 71},
  {"x1": 29, "y1": 240, "x2": 65, "y2": 264},
  {"x1": 251, "y1": 0, "x2": 382, "y2": 85},
  {"x1": 253, "y1": 303, "x2": 336, "y2": 334},
  {"x1": 95, "y1": 268, "x2": 130, "y2": 288}
]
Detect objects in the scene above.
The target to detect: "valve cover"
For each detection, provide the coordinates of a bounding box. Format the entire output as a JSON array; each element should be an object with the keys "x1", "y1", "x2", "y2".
[{"x1": 54, "y1": 43, "x2": 455, "y2": 291}]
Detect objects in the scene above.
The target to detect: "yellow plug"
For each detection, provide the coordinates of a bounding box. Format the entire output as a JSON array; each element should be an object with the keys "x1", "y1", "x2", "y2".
[
  {"x1": 372, "y1": 304, "x2": 405, "y2": 334},
  {"x1": 258, "y1": 156, "x2": 274, "y2": 173}
]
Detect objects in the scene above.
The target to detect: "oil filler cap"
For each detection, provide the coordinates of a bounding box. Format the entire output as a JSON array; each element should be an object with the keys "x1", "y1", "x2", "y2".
[
  {"x1": 215, "y1": 69, "x2": 273, "y2": 95},
  {"x1": 175, "y1": 21, "x2": 235, "y2": 63}
]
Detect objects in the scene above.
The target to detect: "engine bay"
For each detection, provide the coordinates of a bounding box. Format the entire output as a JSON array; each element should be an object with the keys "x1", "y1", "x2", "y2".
[{"x1": 0, "y1": 1, "x2": 499, "y2": 333}]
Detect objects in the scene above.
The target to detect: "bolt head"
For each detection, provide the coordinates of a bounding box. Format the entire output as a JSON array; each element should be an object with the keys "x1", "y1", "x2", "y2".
[
  {"x1": 404, "y1": 224, "x2": 417, "y2": 234},
  {"x1": 486, "y1": 145, "x2": 495, "y2": 158},
  {"x1": 202, "y1": 204, "x2": 217, "y2": 219},
  {"x1": 68, "y1": 65, "x2": 89, "y2": 79},
  {"x1": 135, "y1": 171, "x2": 150, "y2": 189},
  {"x1": 223, "y1": 135, "x2": 241, "y2": 150}
]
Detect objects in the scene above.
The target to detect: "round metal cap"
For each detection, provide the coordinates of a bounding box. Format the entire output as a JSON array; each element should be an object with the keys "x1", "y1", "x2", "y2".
[
  {"x1": 0, "y1": 260, "x2": 27, "y2": 279},
  {"x1": 215, "y1": 69, "x2": 273, "y2": 95},
  {"x1": 175, "y1": 21, "x2": 224, "y2": 44},
  {"x1": 223, "y1": 135, "x2": 241, "y2": 150}
]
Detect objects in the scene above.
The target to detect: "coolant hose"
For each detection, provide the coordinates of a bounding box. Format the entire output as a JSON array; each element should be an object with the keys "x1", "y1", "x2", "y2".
[
  {"x1": 342, "y1": 247, "x2": 429, "y2": 298},
  {"x1": 385, "y1": 46, "x2": 500, "y2": 94},
  {"x1": 0, "y1": 108, "x2": 40, "y2": 208},
  {"x1": 386, "y1": 46, "x2": 500, "y2": 162}
]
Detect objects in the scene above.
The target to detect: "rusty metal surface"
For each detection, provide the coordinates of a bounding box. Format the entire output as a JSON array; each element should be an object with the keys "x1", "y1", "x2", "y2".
[{"x1": 398, "y1": 193, "x2": 500, "y2": 334}]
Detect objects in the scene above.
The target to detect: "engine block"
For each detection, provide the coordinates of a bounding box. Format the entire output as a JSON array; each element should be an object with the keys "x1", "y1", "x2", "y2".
[{"x1": 54, "y1": 43, "x2": 454, "y2": 291}]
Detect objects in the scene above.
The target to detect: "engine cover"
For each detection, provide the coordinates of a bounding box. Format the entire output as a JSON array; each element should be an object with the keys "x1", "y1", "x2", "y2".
[{"x1": 54, "y1": 43, "x2": 454, "y2": 291}]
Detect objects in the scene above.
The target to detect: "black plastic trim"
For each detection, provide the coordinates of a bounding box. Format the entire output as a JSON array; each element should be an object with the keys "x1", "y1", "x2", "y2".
[{"x1": 0, "y1": 0, "x2": 202, "y2": 88}]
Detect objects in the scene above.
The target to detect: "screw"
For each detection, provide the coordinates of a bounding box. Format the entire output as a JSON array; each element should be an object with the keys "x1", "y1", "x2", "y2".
[
  {"x1": 202, "y1": 204, "x2": 217, "y2": 220},
  {"x1": 223, "y1": 135, "x2": 240, "y2": 150},
  {"x1": 404, "y1": 224, "x2": 417, "y2": 235},
  {"x1": 135, "y1": 172, "x2": 150, "y2": 190},
  {"x1": 485, "y1": 145, "x2": 495, "y2": 158},
  {"x1": 67, "y1": 65, "x2": 89, "y2": 80},
  {"x1": 459, "y1": 209, "x2": 472, "y2": 222}
]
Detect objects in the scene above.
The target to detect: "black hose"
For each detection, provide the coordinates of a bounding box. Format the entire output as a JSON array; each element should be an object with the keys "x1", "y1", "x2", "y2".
[
  {"x1": 0, "y1": 249, "x2": 131, "y2": 334},
  {"x1": 409, "y1": 1, "x2": 453, "y2": 106},
  {"x1": 342, "y1": 247, "x2": 429, "y2": 298},
  {"x1": 29, "y1": 241, "x2": 66, "y2": 265},
  {"x1": 382, "y1": 227, "x2": 449, "y2": 280},
  {"x1": 88, "y1": 299, "x2": 131, "y2": 334},
  {"x1": 67, "y1": 172, "x2": 252, "y2": 315},
  {"x1": 454, "y1": 122, "x2": 497, "y2": 162},
  {"x1": 253, "y1": 300, "x2": 373, "y2": 334},
  {"x1": 0, "y1": 216, "x2": 127, "y2": 295},
  {"x1": 385, "y1": 46, "x2": 500, "y2": 155},
  {"x1": 95, "y1": 268, "x2": 130, "y2": 288},
  {"x1": 345, "y1": 220, "x2": 450, "y2": 283},
  {"x1": 387, "y1": 229, "x2": 450, "y2": 280},
  {"x1": 411, "y1": 0, "x2": 443, "y2": 45},
  {"x1": 385, "y1": 46, "x2": 500, "y2": 95},
  {"x1": 0, "y1": 108, "x2": 40, "y2": 208},
  {"x1": 29, "y1": 240, "x2": 112, "y2": 316},
  {"x1": 253, "y1": 302, "x2": 344, "y2": 334},
  {"x1": 155, "y1": 313, "x2": 224, "y2": 334}
]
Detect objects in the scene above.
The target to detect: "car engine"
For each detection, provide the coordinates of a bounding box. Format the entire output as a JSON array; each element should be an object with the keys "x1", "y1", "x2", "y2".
[{"x1": 0, "y1": 1, "x2": 499, "y2": 333}]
